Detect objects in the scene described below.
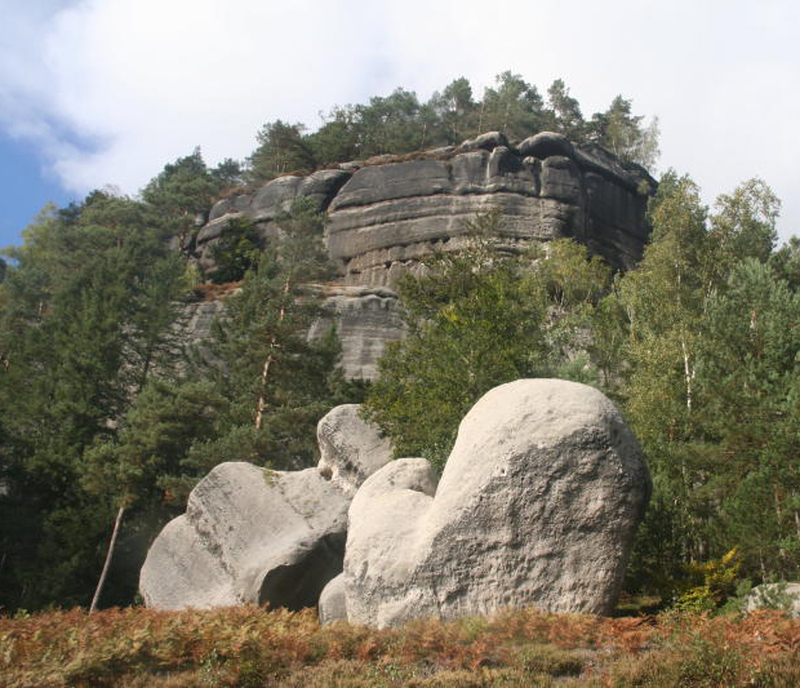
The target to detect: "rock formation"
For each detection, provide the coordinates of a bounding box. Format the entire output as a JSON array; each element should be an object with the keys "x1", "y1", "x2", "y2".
[
  {"x1": 140, "y1": 380, "x2": 651, "y2": 623},
  {"x1": 318, "y1": 573, "x2": 348, "y2": 625},
  {"x1": 186, "y1": 132, "x2": 655, "y2": 379},
  {"x1": 139, "y1": 405, "x2": 392, "y2": 611},
  {"x1": 342, "y1": 379, "x2": 651, "y2": 627},
  {"x1": 139, "y1": 462, "x2": 349, "y2": 611},
  {"x1": 316, "y1": 403, "x2": 394, "y2": 496}
]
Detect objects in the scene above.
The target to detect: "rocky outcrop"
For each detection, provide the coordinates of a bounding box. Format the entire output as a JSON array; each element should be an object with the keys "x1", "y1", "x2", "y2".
[
  {"x1": 189, "y1": 132, "x2": 654, "y2": 378},
  {"x1": 342, "y1": 379, "x2": 651, "y2": 627},
  {"x1": 197, "y1": 132, "x2": 654, "y2": 285},
  {"x1": 139, "y1": 405, "x2": 392, "y2": 611},
  {"x1": 307, "y1": 286, "x2": 406, "y2": 380}
]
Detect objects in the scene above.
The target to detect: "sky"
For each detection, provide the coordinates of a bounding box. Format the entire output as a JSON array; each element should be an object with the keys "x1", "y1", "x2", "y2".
[{"x1": 1, "y1": 0, "x2": 798, "y2": 249}]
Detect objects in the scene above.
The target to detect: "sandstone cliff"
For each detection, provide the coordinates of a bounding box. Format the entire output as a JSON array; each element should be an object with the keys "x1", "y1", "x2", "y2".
[{"x1": 188, "y1": 131, "x2": 655, "y2": 378}]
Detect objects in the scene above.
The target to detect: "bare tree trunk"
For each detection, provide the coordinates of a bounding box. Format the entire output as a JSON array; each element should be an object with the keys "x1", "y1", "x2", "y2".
[
  {"x1": 254, "y1": 345, "x2": 276, "y2": 430},
  {"x1": 254, "y1": 280, "x2": 290, "y2": 430},
  {"x1": 681, "y1": 338, "x2": 694, "y2": 411},
  {"x1": 90, "y1": 505, "x2": 125, "y2": 612}
]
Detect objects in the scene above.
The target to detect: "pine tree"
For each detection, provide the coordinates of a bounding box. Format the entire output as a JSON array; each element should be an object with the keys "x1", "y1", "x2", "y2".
[
  {"x1": 247, "y1": 121, "x2": 317, "y2": 182},
  {"x1": 363, "y1": 210, "x2": 612, "y2": 471},
  {"x1": 195, "y1": 198, "x2": 348, "y2": 472},
  {"x1": 479, "y1": 71, "x2": 546, "y2": 140},
  {"x1": 0, "y1": 191, "x2": 189, "y2": 610}
]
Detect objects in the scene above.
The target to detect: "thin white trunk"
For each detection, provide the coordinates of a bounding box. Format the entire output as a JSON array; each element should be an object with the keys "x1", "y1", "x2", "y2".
[
  {"x1": 254, "y1": 279, "x2": 290, "y2": 430},
  {"x1": 773, "y1": 484, "x2": 786, "y2": 559},
  {"x1": 90, "y1": 505, "x2": 125, "y2": 612},
  {"x1": 681, "y1": 338, "x2": 694, "y2": 412}
]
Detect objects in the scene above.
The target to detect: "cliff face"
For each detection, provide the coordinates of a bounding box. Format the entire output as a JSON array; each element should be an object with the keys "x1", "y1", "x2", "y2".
[{"x1": 190, "y1": 131, "x2": 655, "y2": 379}]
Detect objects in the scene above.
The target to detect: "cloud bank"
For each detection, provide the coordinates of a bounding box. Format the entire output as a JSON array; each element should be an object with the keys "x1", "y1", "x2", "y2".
[{"x1": 0, "y1": 0, "x2": 797, "y2": 240}]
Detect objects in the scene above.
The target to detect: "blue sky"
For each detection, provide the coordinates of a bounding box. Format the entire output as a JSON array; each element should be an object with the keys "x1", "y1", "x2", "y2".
[
  {"x1": 1, "y1": 0, "x2": 798, "y2": 250},
  {"x1": 0, "y1": 131, "x2": 74, "y2": 245}
]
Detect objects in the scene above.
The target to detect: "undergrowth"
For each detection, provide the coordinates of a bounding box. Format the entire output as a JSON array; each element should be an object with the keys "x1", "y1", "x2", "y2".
[{"x1": 1, "y1": 606, "x2": 798, "y2": 687}]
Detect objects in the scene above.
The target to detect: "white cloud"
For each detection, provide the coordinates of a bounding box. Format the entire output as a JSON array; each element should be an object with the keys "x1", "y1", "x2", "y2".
[{"x1": 0, "y1": 0, "x2": 798, "y2": 241}]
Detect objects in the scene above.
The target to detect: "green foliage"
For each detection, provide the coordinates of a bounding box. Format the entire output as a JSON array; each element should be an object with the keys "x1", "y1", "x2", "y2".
[
  {"x1": 616, "y1": 172, "x2": 798, "y2": 591},
  {"x1": 0, "y1": 191, "x2": 190, "y2": 611},
  {"x1": 670, "y1": 549, "x2": 741, "y2": 613},
  {"x1": 195, "y1": 198, "x2": 350, "y2": 472},
  {"x1": 588, "y1": 95, "x2": 661, "y2": 168},
  {"x1": 427, "y1": 77, "x2": 477, "y2": 145},
  {"x1": 81, "y1": 379, "x2": 226, "y2": 509},
  {"x1": 247, "y1": 72, "x2": 659, "y2": 172},
  {"x1": 479, "y1": 71, "x2": 546, "y2": 139},
  {"x1": 141, "y1": 147, "x2": 238, "y2": 250},
  {"x1": 363, "y1": 209, "x2": 612, "y2": 471},
  {"x1": 207, "y1": 216, "x2": 262, "y2": 283},
  {"x1": 247, "y1": 120, "x2": 317, "y2": 182},
  {"x1": 544, "y1": 78, "x2": 586, "y2": 142}
]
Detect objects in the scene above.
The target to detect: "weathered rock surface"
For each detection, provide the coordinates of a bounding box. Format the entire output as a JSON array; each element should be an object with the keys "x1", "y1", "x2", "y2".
[
  {"x1": 307, "y1": 286, "x2": 406, "y2": 380},
  {"x1": 140, "y1": 462, "x2": 349, "y2": 610},
  {"x1": 179, "y1": 298, "x2": 227, "y2": 348},
  {"x1": 745, "y1": 583, "x2": 800, "y2": 617},
  {"x1": 316, "y1": 404, "x2": 393, "y2": 496},
  {"x1": 140, "y1": 405, "x2": 392, "y2": 611},
  {"x1": 318, "y1": 573, "x2": 348, "y2": 625},
  {"x1": 343, "y1": 379, "x2": 651, "y2": 627},
  {"x1": 196, "y1": 132, "x2": 654, "y2": 288}
]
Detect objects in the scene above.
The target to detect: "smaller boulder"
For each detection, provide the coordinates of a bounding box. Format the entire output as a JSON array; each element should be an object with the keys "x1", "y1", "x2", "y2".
[
  {"x1": 317, "y1": 404, "x2": 393, "y2": 496},
  {"x1": 745, "y1": 583, "x2": 800, "y2": 617},
  {"x1": 140, "y1": 462, "x2": 349, "y2": 611},
  {"x1": 318, "y1": 573, "x2": 348, "y2": 625},
  {"x1": 459, "y1": 131, "x2": 510, "y2": 152},
  {"x1": 518, "y1": 131, "x2": 575, "y2": 160}
]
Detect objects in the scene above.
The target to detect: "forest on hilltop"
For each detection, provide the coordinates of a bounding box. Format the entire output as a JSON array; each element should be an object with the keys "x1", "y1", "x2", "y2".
[{"x1": 0, "y1": 72, "x2": 798, "y2": 617}]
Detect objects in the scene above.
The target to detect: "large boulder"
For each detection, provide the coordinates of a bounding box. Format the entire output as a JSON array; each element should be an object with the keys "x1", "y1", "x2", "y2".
[
  {"x1": 140, "y1": 404, "x2": 392, "y2": 611},
  {"x1": 140, "y1": 462, "x2": 350, "y2": 610},
  {"x1": 343, "y1": 379, "x2": 651, "y2": 627}
]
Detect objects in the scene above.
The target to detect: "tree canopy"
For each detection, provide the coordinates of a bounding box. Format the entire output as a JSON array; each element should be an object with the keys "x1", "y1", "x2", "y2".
[{"x1": 245, "y1": 72, "x2": 660, "y2": 183}]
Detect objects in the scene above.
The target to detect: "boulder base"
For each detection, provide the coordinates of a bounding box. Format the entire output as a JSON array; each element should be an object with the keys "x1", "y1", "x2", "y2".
[
  {"x1": 140, "y1": 404, "x2": 392, "y2": 612},
  {"x1": 318, "y1": 573, "x2": 348, "y2": 625}
]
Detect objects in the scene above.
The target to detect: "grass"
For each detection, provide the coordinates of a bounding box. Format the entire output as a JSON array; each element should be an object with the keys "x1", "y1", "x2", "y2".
[{"x1": 1, "y1": 605, "x2": 799, "y2": 687}]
